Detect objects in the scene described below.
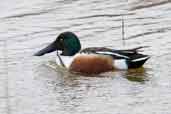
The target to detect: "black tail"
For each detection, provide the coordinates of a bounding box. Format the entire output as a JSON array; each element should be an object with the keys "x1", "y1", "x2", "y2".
[{"x1": 126, "y1": 55, "x2": 150, "y2": 68}]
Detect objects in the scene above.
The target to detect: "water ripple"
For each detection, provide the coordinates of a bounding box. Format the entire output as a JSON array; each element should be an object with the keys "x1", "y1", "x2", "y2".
[
  {"x1": 70, "y1": 13, "x2": 135, "y2": 20},
  {"x1": 4, "y1": 11, "x2": 50, "y2": 19},
  {"x1": 130, "y1": 0, "x2": 171, "y2": 10},
  {"x1": 127, "y1": 27, "x2": 171, "y2": 39}
]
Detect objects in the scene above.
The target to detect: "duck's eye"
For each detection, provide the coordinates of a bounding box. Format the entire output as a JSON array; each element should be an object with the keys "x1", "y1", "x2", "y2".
[{"x1": 59, "y1": 38, "x2": 64, "y2": 43}]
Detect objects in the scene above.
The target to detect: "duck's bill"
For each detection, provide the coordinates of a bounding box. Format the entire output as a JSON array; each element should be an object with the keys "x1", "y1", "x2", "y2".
[{"x1": 34, "y1": 41, "x2": 62, "y2": 56}]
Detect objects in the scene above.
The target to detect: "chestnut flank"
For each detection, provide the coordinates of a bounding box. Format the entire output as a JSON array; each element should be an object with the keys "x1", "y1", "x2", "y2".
[{"x1": 69, "y1": 54, "x2": 114, "y2": 74}]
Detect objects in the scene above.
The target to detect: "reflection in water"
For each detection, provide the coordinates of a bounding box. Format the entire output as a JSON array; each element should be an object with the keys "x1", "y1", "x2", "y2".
[
  {"x1": 43, "y1": 63, "x2": 94, "y2": 113},
  {"x1": 124, "y1": 68, "x2": 149, "y2": 82}
]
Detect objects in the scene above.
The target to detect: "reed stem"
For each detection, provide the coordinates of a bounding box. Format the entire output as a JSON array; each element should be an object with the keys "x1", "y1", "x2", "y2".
[
  {"x1": 57, "y1": 51, "x2": 66, "y2": 67},
  {"x1": 122, "y1": 16, "x2": 126, "y2": 46}
]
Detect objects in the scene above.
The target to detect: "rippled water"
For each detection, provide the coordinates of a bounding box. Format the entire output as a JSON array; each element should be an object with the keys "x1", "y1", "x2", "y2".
[{"x1": 0, "y1": 0, "x2": 171, "y2": 114}]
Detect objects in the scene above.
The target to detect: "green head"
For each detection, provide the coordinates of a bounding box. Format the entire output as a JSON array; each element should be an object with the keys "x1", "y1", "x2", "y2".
[{"x1": 34, "y1": 32, "x2": 81, "y2": 56}]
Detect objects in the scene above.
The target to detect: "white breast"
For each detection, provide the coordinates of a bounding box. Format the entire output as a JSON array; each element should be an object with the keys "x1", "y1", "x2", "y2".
[{"x1": 56, "y1": 56, "x2": 74, "y2": 68}]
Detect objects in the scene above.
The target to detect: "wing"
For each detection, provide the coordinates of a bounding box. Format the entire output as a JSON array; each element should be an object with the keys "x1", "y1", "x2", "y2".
[{"x1": 80, "y1": 46, "x2": 149, "y2": 60}]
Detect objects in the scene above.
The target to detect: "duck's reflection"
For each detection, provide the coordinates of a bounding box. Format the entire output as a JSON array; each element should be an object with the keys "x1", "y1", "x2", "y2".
[{"x1": 124, "y1": 67, "x2": 150, "y2": 83}]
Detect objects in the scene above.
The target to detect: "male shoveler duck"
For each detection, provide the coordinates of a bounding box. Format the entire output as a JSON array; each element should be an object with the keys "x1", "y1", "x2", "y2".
[{"x1": 34, "y1": 32, "x2": 150, "y2": 74}]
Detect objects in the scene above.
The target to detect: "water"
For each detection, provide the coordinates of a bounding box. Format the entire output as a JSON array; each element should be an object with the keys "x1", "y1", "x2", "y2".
[{"x1": 0, "y1": 0, "x2": 171, "y2": 114}]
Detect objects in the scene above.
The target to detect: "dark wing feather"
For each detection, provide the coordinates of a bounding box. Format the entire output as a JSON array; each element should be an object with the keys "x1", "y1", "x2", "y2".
[
  {"x1": 80, "y1": 47, "x2": 125, "y2": 58},
  {"x1": 80, "y1": 46, "x2": 150, "y2": 68},
  {"x1": 80, "y1": 46, "x2": 149, "y2": 60}
]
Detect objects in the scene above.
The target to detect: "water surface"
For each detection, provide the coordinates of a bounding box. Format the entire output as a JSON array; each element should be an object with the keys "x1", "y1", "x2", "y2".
[{"x1": 0, "y1": 0, "x2": 171, "y2": 114}]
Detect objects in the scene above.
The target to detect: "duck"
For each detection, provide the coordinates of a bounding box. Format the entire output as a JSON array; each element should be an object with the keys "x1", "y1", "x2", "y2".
[{"x1": 34, "y1": 32, "x2": 150, "y2": 74}]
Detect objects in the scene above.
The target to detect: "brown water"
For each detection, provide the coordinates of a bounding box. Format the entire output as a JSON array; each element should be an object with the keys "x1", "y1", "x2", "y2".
[{"x1": 0, "y1": 0, "x2": 171, "y2": 114}]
